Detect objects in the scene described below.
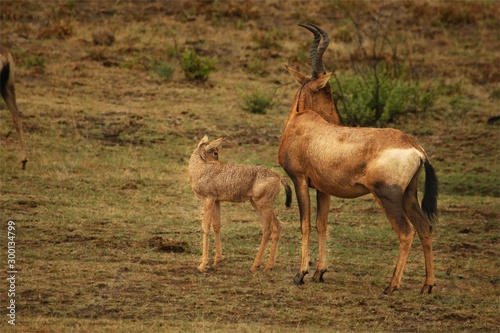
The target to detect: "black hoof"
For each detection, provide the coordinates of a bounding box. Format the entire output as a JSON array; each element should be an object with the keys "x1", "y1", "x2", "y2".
[
  {"x1": 293, "y1": 271, "x2": 308, "y2": 285},
  {"x1": 382, "y1": 286, "x2": 398, "y2": 296},
  {"x1": 421, "y1": 284, "x2": 434, "y2": 295},
  {"x1": 312, "y1": 269, "x2": 327, "y2": 283}
]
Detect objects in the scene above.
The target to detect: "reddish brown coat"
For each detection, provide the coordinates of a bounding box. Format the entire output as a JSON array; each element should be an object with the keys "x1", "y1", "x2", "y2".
[{"x1": 278, "y1": 24, "x2": 437, "y2": 294}]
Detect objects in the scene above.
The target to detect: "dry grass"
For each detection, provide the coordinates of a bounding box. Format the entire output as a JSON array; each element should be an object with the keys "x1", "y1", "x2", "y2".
[{"x1": 1, "y1": 1, "x2": 499, "y2": 332}]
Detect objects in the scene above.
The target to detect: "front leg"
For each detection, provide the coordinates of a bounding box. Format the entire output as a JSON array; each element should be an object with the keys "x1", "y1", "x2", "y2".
[
  {"x1": 212, "y1": 201, "x2": 223, "y2": 268},
  {"x1": 312, "y1": 190, "x2": 330, "y2": 283},
  {"x1": 198, "y1": 198, "x2": 215, "y2": 272},
  {"x1": 292, "y1": 177, "x2": 311, "y2": 285}
]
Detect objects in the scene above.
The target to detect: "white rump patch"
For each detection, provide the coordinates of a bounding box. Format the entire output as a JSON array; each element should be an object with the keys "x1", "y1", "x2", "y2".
[
  {"x1": 377, "y1": 148, "x2": 423, "y2": 164},
  {"x1": 373, "y1": 148, "x2": 424, "y2": 184}
]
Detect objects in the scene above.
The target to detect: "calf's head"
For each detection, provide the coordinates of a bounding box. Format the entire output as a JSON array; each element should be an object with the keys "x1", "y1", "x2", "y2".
[{"x1": 195, "y1": 136, "x2": 224, "y2": 162}]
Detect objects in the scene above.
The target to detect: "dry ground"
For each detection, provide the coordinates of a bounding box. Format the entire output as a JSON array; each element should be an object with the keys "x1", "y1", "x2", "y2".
[{"x1": 0, "y1": 1, "x2": 499, "y2": 332}]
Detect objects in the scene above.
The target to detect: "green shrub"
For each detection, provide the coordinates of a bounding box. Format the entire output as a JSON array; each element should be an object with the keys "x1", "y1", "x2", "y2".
[
  {"x1": 489, "y1": 88, "x2": 500, "y2": 100},
  {"x1": 245, "y1": 57, "x2": 267, "y2": 76},
  {"x1": 21, "y1": 54, "x2": 46, "y2": 69},
  {"x1": 180, "y1": 49, "x2": 216, "y2": 82},
  {"x1": 150, "y1": 62, "x2": 175, "y2": 80},
  {"x1": 252, "y1": 31, "x2": 282, "y2": 50},
  {"x1": 121, "y1": 55, "x2": 146, "y2": 70},
  {"x1": 240, "y1": 89, "x2": 275, "y2": 114},
  {"x1": 331, "y1": 72, "x2": 439, "y2": 126},
  {"x1": 449, "y1": 94, "x2": 476, "y2": 119},
  {"x1": 327, "y1": 4, "x2": 440, "y2": 127}
]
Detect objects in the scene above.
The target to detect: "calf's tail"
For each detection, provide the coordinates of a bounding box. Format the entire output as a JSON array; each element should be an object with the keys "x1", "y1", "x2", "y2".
[{"x1": 281, "y1": 178, "x2": 292, "y2": 208}]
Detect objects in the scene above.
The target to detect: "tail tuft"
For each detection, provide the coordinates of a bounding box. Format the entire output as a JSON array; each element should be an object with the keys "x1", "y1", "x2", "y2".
[
  {"x1": 422, "y1": 160, "x2": 438, "y2": 227},
  {"x1": 0, "y1": 62, "x2": 10, "y2": 99},
  {"x1": 281, "y1": 178, "x2": 292, "y2": 208}
]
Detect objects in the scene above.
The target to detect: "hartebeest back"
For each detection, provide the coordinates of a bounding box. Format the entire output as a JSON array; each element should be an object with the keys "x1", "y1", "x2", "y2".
[
  {"x1": 279, "y1": 24, "x2": 438, "y2": 294},
  {"x1": 0, "y1": 47, "x2": 27, "y2": 169}
]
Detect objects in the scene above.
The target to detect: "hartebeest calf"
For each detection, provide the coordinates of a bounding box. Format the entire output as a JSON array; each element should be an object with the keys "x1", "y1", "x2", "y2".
[
  {"x1": 1, "y1": 47, "x2": 27, "y2": 169},
  {"x1": 278, "y1": 24, "x2": 438, "y2": 294},
  {"x1": 189, "y1": 136, "x2": 292, "y2": 273}
]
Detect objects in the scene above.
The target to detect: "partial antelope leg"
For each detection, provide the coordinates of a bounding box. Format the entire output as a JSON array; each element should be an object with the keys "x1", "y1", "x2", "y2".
[
  {"x1": 373, "y1": 191, "x2": 415, "y2": 295},
  {"x1": 403, "y1": 173, "x2": 435, "y2": 294},
  {"x1": 312, "y1": 190, "x2": 330, "y2": 282},
  {"x1": 265, "y1": 210, "x2": 282, "y2": 272},
  {"x1": 292, "y1": 177, "x2": 312, "y2": 285},
  {"x1": 198, "y1": 198, "x2": 216, "y2": 272},
  {"x1": 1, "y1": 52, "x2": 27, "y2": 169},
  {"x1": 250, "y1": 203, "x2": 272, "y2": 273},
  {"x1": 212, "y1": 201, "x2": 223, "y2": 268}
]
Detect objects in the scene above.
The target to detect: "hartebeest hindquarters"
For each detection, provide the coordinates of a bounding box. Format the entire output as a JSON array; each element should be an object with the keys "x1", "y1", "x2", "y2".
[
  {"x1": 0, "y1": 47, "x2": 27, "y2": 169},
  {"x1": 279, "y1": 24, "x2": 438, "y2": 294}
]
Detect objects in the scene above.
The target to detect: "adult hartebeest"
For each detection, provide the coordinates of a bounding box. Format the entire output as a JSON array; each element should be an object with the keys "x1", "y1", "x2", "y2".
[
  {"x1": 1, "y1": 47, "x2": 27, "y2": 169},
  {"x1": 278, "y1": 24, "x2": 438, "y2": 294}
]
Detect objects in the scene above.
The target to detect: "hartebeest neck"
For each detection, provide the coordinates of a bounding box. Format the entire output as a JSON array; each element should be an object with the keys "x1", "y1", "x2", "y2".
[{"x1": 290, "y1": 80, "x2": 342, "y2": 125}]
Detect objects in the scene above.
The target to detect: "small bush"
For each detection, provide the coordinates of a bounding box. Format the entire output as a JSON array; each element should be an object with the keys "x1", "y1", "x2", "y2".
[
  {"x1": 180, "y1": 49, "x2": 216, "y2": 82},
  {"x1": 150, "y1": 62, "x2": 175, "y2": 80},
  {"x1": 245, "y1": 57, "x2": 267, "y2": 76},
  {"x1": 329, "y1": 4, "x2": 441, "y2": 127},
  {"x1": 449, "y1": 94, "x2": 477, "y2": 120},
  {"x1": 489, "y1": 88, "x2": 500, "y2": 100},
  {"x1": 121, "y1": 55, "x2": 151, "y2": 71},
  {"x1": 21, "y1": 54, "x2": 46, "y2": 69},
  {"x1": 331, "y1": 72, "x2": 439, "y2": 126},
  {"x1": 252, "y1": 31, "x2": 282, "y2": 50},
  {"x1": 241, "y1": 89, "x2": 275, "y2": 114}
]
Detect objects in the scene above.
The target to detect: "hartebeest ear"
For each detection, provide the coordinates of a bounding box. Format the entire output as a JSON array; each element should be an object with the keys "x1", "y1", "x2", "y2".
[
  {"x1": 285, "y1": 65, "x2": 307, "y2": 85},
  {"x1": 197, "y1": 135, "x2": 209, "y2": 148},
  {"x1": 205, "y1": 137, "x2": 224, "y2": 151},
  {"x1": 309, "y1": 72, "x2": 332, "y2": 91}
]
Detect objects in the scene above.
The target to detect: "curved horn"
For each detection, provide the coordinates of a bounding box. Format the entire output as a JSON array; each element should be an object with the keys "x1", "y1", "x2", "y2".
[
  {"x1": 299, "y1": 23, "x2": 321, "y2": 78},
  {"x1": 309, "y1": 23, "x2": 330, "y2": 76}
]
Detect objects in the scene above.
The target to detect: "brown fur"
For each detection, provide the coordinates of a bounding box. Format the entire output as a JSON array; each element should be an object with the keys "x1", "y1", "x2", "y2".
[
  {"x1": 188, "y1": 135, "x2": 291, "y2": 273},
  {"x1": 279, "y1": 25, "x2": 438, "y2": 294},
  {"x1": 0, "y1": 47, "x2": 27, "y2": 169}
]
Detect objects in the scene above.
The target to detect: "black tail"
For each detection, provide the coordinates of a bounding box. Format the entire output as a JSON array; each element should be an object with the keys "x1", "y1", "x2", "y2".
[
  {"x1": 281, "y1": 179, "x2": 292, "y2": 208},
  {"x1": 0, "y1": 62, "x2": 10, "y2": 99},
  {"x1": 422, "y1": 160, "x2": 438, "y2": 227}
]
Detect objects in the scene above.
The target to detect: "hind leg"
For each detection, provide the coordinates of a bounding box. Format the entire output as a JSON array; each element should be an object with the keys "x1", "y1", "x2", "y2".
[
  {"x1": 3, "y1": 80, "x2": 27, "y2": 169},
  {"x1": 372, "y1": 189, "x2": 415, "y2": 295},
  {"x1": 312, "y1": 190, "x2": 330, "y2": 282},
  {"x1": 250, "y1": 201, "x2": 272, "y2": 272},
  {"x1": 404, "y1": 179, "x2": 435, "y2": 294},
  {"x1": 264, "y1": 210, "x2": 282, "y2": 272},
  {"x1": 212, "y1": 201, "x2": 223, "y2": 268}
]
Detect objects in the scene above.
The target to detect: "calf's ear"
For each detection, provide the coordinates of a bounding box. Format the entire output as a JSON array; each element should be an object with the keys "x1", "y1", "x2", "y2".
[
  {"x1": 197, "y1": 135, "x2": 209, "y2": 148},
  {"x1": 206, "y1": 137, "x2": 224, "y2": 151}
]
